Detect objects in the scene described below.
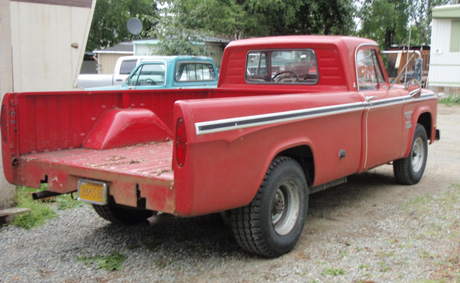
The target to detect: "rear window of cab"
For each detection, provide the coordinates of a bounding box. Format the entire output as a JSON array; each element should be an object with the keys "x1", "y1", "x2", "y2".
[
  {"x1": 245, "y1": 49, "x2": 319, "y2": 84},
  {"x1": 175, "y1": 62, "x2": 217, "y2": 82}
]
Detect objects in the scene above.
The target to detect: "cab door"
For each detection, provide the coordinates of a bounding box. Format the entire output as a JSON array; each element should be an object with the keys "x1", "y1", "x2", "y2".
[{"x1": 356, "y1": 47, "x2": 405, "y2": 170}]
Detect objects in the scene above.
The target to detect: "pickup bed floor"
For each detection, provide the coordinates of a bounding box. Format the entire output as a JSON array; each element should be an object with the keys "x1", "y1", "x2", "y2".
[{"x1": 19, "y1": 141, "x2": 174, "y2": 191}]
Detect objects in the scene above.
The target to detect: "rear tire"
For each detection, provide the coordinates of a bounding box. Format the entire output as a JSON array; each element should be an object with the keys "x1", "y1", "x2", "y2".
[
  {"x1": 92, "y1": 203, "x2": 155, "y2": 225},
  {"x1": 393, "y1": 124, "x2": 428, "y2": 185},
  {"x1": 229, "y1": 156, "x2": 308, "y2": 257}
]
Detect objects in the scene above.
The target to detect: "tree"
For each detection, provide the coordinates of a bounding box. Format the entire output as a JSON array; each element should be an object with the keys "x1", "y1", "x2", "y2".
[
  {"x1": 87, "y1": 0, "x2": 159, "y2": 51},
  {"x1": 154, "y1": 0, "x2": 356, "y2": 43},
  {"x1": 274, "y1": 0, "x2": 356, "y2": 36},
  {"x1": 408, "y1": 0, "x2": 457, "y2": 46},
  {"x1": 358, "y1": 0, "x2": 457, "y2": 49},
  {"x1": 358, "y1": 0, "x2": 410, "y2": 50}
]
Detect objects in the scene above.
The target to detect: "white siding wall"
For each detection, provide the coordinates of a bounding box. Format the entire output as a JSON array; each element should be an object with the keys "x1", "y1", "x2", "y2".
[
  {"x1": 429, "y1": 19, "x2": 460, "y2": 87},
  {"x1": 0, "y1": 0, "x2": 15, "y2": 210},
  {"x1": 9, "y1": 1, "x2": 95, "y2": 91},
  {"x1": 98, "y1": 54, "x2": 123, "y2": 74}
]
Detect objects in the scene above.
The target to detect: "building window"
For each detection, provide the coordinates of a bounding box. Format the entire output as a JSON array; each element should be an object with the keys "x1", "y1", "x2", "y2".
[{"x1": 450, "y1": 20, "x2": 460, "y2": 52}]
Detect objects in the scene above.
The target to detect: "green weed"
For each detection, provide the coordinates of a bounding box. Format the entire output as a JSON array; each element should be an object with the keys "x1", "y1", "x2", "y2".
[
  {"x1": 155, "y1": 259, "x2": 169, "y2": 268},
  {"x1": 12, "y1": 187, "x2": 56, "y2": 229},
  {"x1": 321, "y1": 267, "x2": 345, "y2": 276},
  {"x1": 56, "y1": 193, "x2": 84, "y2": 210},
  {"x1": 439, "y1": 96, "x2": 460, "y2": 106},
  {"x1": 78, "y1": 251, "x2": 126, "y2": 271}
]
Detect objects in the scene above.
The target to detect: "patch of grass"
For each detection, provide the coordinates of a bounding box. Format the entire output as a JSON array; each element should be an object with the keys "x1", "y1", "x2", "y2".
[
  {"x1": 379, "y1": 262, "x2": 391, "y2": 272},
  {"x1": 439, "y1": 96, "x2": 460, "y2": 106},
  {"x1": 376, "y1": 251, "x2": 394, "y2": 259},
  {"x1": 78, "y1": 251, "x2": 126, "y2": 271},
  {"x1": 386, "y1": 238, "x2": 399, "y2": 244},
  {"x1": 155, "y1": 259, "x2": 169, "y2": 268},
  {"x1": 321, "y1": 267, "x2": 345, "y2": 276},
  {"x1": 407, "y1": 194, "x2": 432, "y2": 206},
  {"x1": 12, "y1": 187, "x2": 56, "y2": 229},
  {"x1": 432, "y1": 255, "x2": 460, "y2": 281},
  {"x1": 418, "y1": 249, "x2": 432, "y2": 259},
  {"x1": 144, "y1": 239, "x2": 163, "y2": 252},
  {"x1": 56, "y1": 193, "x2": 84, "y2": 210}
]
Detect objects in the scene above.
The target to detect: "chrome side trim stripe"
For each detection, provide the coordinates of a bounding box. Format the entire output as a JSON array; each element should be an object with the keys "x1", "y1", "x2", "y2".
[
  {"x1": 194, "y1": 92, "x2": 437, "y2": 135},
  {"x1": 195, "y1": 102, "x2": 364, "y2": 135}
]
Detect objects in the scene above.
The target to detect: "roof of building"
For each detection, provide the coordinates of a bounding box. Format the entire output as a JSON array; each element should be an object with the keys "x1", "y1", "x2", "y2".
[
  {"x1": 95, "y1": 36, "x2": 231, "y2": 54},
  {"x1": 433, "y1": 4, "x2": 460, "y2": 18},
  {"x1": 93, "y1": 42, "x2": 134, "y2": 54}
]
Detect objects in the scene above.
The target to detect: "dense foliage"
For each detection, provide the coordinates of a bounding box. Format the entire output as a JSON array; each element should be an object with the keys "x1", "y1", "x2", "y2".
[
  {"x1": 87, "y1": 0, "x2": 458, "y2": 53},
  {"x1": 156, "y1": 0, "x2": 356, "y2": 39},
  {"x1": 87, "y1": 0, "x2": 158, "y2": 51},
  {"x1": 358, "y1": 0, "x2": 456, "y2": 50}
]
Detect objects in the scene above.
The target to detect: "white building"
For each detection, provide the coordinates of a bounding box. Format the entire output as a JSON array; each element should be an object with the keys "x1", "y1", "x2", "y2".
[
  {"x1": 428, "y1": 4, "x2": 460, "y2": 96},
  {"x1": 0, "y1": 0, "x2": 95, "y2": 209}
]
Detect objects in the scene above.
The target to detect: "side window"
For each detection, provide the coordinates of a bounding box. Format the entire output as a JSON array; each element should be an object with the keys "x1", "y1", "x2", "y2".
[
  {"x1": 128, "y1": 63, "x2": 165, "y2": 86},
  {"x1": 246, "y1": 52, "x2": 268, "y2": 80},
  {"x1": 245, "y1": 49, "x2": 318, "y2": 84},
  {"x1": 356, "y1": 49, "x2": 386, "y2": 91},
  {"x1": 175, "y1": 63, "x2": 216, "y2": 81},
  {"x1": 119, "y1": 59, "x2": 138, "y2": 75}
]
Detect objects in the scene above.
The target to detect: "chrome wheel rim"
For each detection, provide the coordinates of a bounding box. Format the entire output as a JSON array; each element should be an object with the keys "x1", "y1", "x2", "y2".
[
  {"x1": 411, "y1": 137, "x2": 425, "y2": 173},
  {"x1": 271, "y1": 180, "x2": 300, "y2": 235}
]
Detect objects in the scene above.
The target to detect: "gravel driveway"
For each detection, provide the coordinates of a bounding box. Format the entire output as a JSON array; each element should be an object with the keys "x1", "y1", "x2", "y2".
[{"x1": 1, "y1": 104, "x2": 459, "y2": 283}]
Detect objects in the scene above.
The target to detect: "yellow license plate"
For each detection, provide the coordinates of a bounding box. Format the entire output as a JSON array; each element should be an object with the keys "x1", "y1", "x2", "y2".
[{"x1": 77, "y1": 179, "x2": 107, "y2": 205}]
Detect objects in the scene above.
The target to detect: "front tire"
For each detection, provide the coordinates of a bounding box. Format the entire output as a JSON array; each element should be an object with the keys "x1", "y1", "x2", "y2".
[
  {"x1": 92, "y1": 203, "x2": 155, "y2": 225},
  {"x1": 229, "y1": 156, "x2": 308, "y2": 257},
  {"x1": 393, "y1": 124, "x2": 428, "y2": 185}
]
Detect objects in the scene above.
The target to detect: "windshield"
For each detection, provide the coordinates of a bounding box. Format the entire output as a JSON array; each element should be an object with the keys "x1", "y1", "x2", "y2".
[{"x1": 128, "y1": 63, "x2": 166, "y2": 86}]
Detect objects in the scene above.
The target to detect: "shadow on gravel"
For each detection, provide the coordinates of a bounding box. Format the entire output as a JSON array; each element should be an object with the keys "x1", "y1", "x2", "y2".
[
  {"x1": 85, "y1": 212, "x2": 246, "y2": 260},
  {"x1": 81, "y1": 168, "x2": 400, "y2": 260},
  {"x1": 309, "y1": 170, "x2": 397, "y2": 213},
  {"x1": 302, "y1": 168, "x2": 402, "y2": 237}
]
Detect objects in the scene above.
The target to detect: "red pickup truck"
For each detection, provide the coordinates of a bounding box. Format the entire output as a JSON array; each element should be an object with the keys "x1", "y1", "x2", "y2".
[{"x1": 1, "y1": 36, "x2": 439, "y2": 257}]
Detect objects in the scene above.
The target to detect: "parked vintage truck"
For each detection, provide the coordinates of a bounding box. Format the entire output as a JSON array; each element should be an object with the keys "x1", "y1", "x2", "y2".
[
  {"x1": 1, "y1": 36, "x2": 439, "y2": 257},
  {"x1": 87, "y1": 55, "x2": 218, "y2": 91},
  {"x1": 77, "y1": 56, "x2": 146, "y2": 89}
]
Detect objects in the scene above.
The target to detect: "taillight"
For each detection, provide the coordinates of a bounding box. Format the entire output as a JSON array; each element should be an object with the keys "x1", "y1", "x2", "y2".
[
  {"x1": 175, "y1": 118, "x2": 187, "y2": 167},
  {"x1": 1, "y1": 105, "x2": 7, "y2": 144}
]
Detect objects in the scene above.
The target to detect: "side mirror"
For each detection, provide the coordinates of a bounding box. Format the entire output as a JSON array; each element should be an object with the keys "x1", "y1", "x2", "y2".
[{"x1": 405, "y1": 78, "x2": 422, "y2": 98}]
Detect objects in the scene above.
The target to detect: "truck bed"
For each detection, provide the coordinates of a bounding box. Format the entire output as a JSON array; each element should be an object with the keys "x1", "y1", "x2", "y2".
[{"x1": 18, "y1": 141, "x2": 175, "y2": 211}]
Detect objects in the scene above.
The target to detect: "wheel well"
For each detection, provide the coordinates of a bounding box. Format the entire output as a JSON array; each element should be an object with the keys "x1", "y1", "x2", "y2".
[
  {"x1": 417, "y1": 112, "x2": 432, "y2": 140},
  {"x1": 277, "y1": 145, "x2": 314, "y2": 187}
]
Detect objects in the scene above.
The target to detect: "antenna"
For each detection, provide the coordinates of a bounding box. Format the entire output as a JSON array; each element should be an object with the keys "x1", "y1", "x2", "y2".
[
  {"x1": 127, "y1": 18, "x2": 143, "y2": 36},
  {"x1": 404, "y1": 28, "x2": 412, "y2": 84}
]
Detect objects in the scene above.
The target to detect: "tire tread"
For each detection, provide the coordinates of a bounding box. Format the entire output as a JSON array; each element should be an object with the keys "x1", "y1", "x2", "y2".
[{"x1": 230, "y1": 156, "x2": 304, "y2": 257}]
